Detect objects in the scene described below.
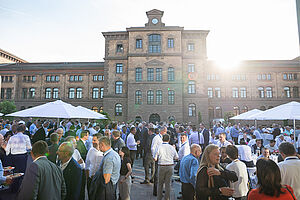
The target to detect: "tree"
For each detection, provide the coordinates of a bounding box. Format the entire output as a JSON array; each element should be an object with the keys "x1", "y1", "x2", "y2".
[
  {"x1": 198, "y1": 111, "x2": 202, "y2": 124},
  {"x1": 0, "y1": 100, "x2": 17, "y2": 115},
  {"x1": 224, "y1": 112, "x2": 234, "y2": 125}
]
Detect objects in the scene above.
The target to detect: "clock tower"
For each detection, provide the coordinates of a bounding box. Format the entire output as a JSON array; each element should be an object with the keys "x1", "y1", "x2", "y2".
[{"x1": 145, "y1": 9, "x2": 165, "y2": 28}]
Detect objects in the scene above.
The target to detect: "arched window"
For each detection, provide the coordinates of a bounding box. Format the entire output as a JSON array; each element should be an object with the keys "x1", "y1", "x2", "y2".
[
  {"x1": 100, "y1": 88, "x2": 104, "y2": 99},
  {"x1": 188, "y1": 81, "x2": 195, "y2": 94},
  {"x1": 92, "y1": 106, "x2": 98, "y2": 112},
  {"x1": 233, "y1": 106, "x2": 240, "y2": 116},
  {"x1": 208, "y1": 88, "x2": 213, "y2": 98},
  {"x1": 92, "y1": 88, "x2": 99, "y2": 99},
  {"x1": 215, "y1": 107, "x2": 222, "y2": 118},
  {"x1": 188, "y1": 103, "x2": 196, "y2": 117},
  {"x1": 215, "y1": 88, "x2": 221, "y2": 98},
  {"x1": 156, "y1": 90, "x2": 162, "y2": 104},
  {"x1": 115, "y1": 104, "x2": 122, "y2": 116},
  {"x1": 53, "y1": 88, "x2": 59, "y2": 99},
  {"x1": 232, "y1": 88, "x2": 238, "y2": 98},
  {"x1": 240, "y1": 87, "x2": 246, "y2": 98},
  {"x1": 76, "y1": 88, "x2": 82, "y2": 99},
  {"x1": 208, "y1": 107, "x2": 214, "y2": 119},
  {"x1": 241, "y1": 106, "x2": 248, "y2": 113},
  {"x1": 135, "y1": 90, "x2": 142, "y2": 105},
  {"x1": 266, "y1": 87, "x2": 272, "y2": 98},
  {"x1": 168, "y1": 90, "x2": 175, "y2": 104},
  {"x1": 284, "y1": 87, "x2": 291, "y2": 98},
  {"x1": 168, "y1": 67, "x2": 174, "y2": 81},
  {"x1": 45, "y1": 88, "x2": 51, "y2": 99},
  {"x1": 260, "y1": 106, "x2": 266, "y2": 111},
  {"x1": 69, "y1": 88, "x2": 75, "y2": 99},
  {"x1": 293, "y1": 86, "x2": 299, "y2": 98},
  {"x1": 29, "y1": 88, "x2": 35, "y2": 99},
  {"x1": 148, "y1": 34, "x2": 161, "y2": 53},
  {"x1": 147, "y1": 90, "x2": 154, "y2": 105},
  {"x1": 135, "y1": 68, "x2": 142, "y2": 82},
  {"x1": 115, "y1": 81, "x2": 123, "y2": 94},
  {"x1": 258, "y1": 87, "x2": 264, "y2": 98}
]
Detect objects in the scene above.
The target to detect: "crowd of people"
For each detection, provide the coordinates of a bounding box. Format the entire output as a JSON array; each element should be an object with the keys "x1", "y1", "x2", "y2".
[{"x1": 0, "y1": 118, "x2": 299, "y2": 200}]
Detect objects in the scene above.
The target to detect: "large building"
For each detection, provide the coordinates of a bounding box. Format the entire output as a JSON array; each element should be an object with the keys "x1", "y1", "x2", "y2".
[{"x1": 1, "y1": 9, "x2": 299, "y2": 125}]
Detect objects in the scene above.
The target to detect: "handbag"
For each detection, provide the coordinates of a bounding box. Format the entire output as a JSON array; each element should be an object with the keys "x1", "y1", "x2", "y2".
[{"x1": 284, "y1": 185, "x2": 296, "y2": 200}]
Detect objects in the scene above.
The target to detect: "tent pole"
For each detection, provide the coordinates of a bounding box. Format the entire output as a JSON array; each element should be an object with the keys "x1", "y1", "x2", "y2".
[
  {"x1": 255, "y1": 120, "x2": 257, "y2": 129},
  {"x1": 294, "y1": 119, "x2": 297, "y2": 149}
]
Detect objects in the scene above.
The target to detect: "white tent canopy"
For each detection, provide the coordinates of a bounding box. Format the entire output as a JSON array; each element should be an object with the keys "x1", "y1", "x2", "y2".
[
  {"x1": 247, "y1": 101, "x2": 300, "y2": 120},
  {"x1": 76, "y1": 106, "x2": 107, "y2": 119},
  {"x1": 6, "y1": 100, "x2": 107, "y2": 119},
  {"x1": 0, "y1": 113, "x2": 3, "y2": 116},
  {"x1": 230, "y1": 109, "x2": 263, "y2": 120}
]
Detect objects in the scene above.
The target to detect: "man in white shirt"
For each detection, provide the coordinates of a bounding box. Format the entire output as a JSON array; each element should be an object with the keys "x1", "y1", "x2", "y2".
[
  {"x1": 226, "y1": 145, "x2": 248, "y2": 200},
  {"x1": 216, "y1": 132, "x2": 231, "y2": 148},
  {"x1": 188, "y1": 126, "x2": 204, "y2": 147},
  {"x1": 276, "y1": 134, "x2": 285, "y2": 148},
  {"x1": 154, "y1": 134, "x2": 178, "y2": 200},
  {"x1": 0, "y1": 124, "x2": 10, "y2": 136},
  {"x1": 126, "y1": 126, "x2": 140, "y2": 167},
  {"x1": 238, "y1": 139, "x2": 254, "y2": 167},
  {"x1": 278, "y1": 142, "x2": 300, "y2": 200},
  {"x1": 178, "y1": 133, "x2": 190, "y2": 161},
  {"x1": 264, "y1": 139, "x2": 278, "y2": 153}
]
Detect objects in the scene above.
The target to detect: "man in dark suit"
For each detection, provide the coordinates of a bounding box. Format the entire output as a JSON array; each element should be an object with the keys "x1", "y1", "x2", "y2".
[
  {"x1": 200, "y1": 123, "x2": 210, "y2": 150},
  {"x1": 17, "y1": 141, "x2": 66, "y2": 200},
  {"x1": 31, "y1": 121, "x2": 46, "y2": 144},
  {"x1": 57, "y1": 142, "x2": 83, "y2": 200},
  {"x1": 77, "y1": 130, "x2": 89, "y2": 161},
  {"x1": 47, "y1": 133, "x2": 59, "y2": 163}
]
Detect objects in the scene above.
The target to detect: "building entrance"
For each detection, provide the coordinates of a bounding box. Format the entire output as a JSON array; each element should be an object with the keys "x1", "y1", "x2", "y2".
[{"x1": 149, "y1": 113, "x2": 160, "y2": 123}]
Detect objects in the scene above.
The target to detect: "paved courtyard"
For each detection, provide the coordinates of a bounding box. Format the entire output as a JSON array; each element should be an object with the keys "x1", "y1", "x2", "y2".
[{"x1": 130, "y1": 158, "x2": 181, "y2": 200}]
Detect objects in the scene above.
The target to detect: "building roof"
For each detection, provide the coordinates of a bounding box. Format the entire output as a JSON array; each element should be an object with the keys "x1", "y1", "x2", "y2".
[
  {"x1": 0, "y1": 48, "x2": 27, "y2": 63},
  {"x1": 0, "y1": 62, "x2": 104, "y2": 71}
]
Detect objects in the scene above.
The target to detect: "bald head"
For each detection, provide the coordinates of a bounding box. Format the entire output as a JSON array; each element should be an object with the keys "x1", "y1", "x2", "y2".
[
  {"x1": 190, "y1": 144, "x2": 202, "y2": 158},
  {"x1": 59, "y1": 142, "x2": 74, "y2": 157}
]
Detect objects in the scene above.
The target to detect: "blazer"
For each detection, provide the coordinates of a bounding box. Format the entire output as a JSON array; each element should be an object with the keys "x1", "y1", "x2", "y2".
[
  {"x1": 202, "y1": 128, "x2": 210, "y2": 148},
  {"x1": 32, "y1": 127, "x2": 46, "y2": 144},
  {"x1": 76, "y1": 139, "x2": 88, "y2": 161},
  {"x1": 63, "y1": 157, "x2": 83, "y2": 200},
  {"x1": 17, "y1": 156, "x2": 66, "y2": 200},
  {"x1": 48, "y1": 143, "x2": 59, "y2": 164}
]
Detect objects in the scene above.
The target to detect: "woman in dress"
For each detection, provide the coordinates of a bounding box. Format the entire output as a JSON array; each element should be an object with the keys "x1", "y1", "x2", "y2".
[
  {"x1": 248, "y1": 158, "x2": 296, "y2": 200},
  {"x1": 196, "y1": 144, "x2": 238, "y2": 200},
  {"x1": 118, "y1": 146, "x2": 132, "y2": 200}
]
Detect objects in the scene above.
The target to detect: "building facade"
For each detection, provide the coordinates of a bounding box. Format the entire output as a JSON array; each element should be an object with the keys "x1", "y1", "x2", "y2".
[{"x1": 0, "y1": 9, "x2": 299, "y2": 125}]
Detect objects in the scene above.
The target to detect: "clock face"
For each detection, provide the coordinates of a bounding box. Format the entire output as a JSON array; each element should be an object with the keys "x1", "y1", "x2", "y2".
[{"x1": 152, "y1": 18, "x2": 158, "y2": 24}]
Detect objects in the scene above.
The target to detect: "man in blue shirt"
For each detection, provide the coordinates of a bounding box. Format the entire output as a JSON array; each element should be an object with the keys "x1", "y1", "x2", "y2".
[
  {"x1": 179, "y1": 144, "x2": 202, "y2": 200},
  {"x1": 230, "y1": 124, "x2": 240, "y2": 144}
]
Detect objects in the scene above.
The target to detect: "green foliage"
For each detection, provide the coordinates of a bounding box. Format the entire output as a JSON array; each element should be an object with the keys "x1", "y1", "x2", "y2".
[
  {"x1": 95, "y1": 111, "x2": 111, "y2": 126},
  {"x1": 0, "y1": 100, "x2": 17, "y2": 115},
  {"x1": 198, "y1": 111, "x2": 202, "y2": 124},
  {"x1": 224, "y1": 112, "x2": 234, "y2": 125}
]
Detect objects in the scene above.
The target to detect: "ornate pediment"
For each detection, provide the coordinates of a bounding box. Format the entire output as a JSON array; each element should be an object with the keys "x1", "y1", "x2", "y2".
[{"x1": 144, "y1": 59, "x2": 165, "y2": 66}]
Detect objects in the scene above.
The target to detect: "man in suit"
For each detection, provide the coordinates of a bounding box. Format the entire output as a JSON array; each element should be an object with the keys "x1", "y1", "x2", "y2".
[
  {"x1": 17, "y1": 141, "x2": 66, "y2": 200},
  {"x1": 57, "y1": 142, "x2": 83, "y2": 200},
  {"x1": 31, "y1": 121, "x2": 46, "y2": 144},
  {"x1": 47, "y1": 133, "x2": 59, "y2": 163},
  {"x1": 77, "y1": 130, "x2": 89, "y2": 161},
  {"x1": 200, "y1": 123, "x2": 209, "y2": 150}
]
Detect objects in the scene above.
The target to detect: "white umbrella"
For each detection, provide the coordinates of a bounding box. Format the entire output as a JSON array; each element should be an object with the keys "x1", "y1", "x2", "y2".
[
  {"x1": 76, "y1": 106, "x2": 107, "y2": 119},
  {"x1": 6, "y1": 100, "x2": 82, "y2": 119},
  {"x1": 0, "y1": 113, "x2": 3, "y2": 116},
  {"x1": 230, "y1": 109, "x2": 263, "y2": 120}
]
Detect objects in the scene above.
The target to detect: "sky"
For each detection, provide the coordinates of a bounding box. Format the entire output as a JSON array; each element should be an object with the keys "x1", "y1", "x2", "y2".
[{"x1": 0, "y1": 0, "x2": 299, "y2": 63}]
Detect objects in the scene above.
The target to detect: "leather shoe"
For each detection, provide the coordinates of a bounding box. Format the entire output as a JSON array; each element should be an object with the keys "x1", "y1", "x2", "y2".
[{"x1": 140, "y1": 180, "x2": 150, "y2": 184}]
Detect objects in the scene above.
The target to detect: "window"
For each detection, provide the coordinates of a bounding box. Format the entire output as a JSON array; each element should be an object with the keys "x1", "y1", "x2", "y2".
[
  {"x1": 76, "y1": 88, "x2": 82, "y2": 99},
  {"x1": 257, "y1": 74, "x2": 261, "y2": 80},
  {"x1": 147, "y1": 90, "x2": 154, "y2": 105},
  {"x1": 267, "y1": 74, "x2": 271, "y2": 80},
  {"x1": 53, "y1": 88, "x2": 59, "y2": 99},
  {"x1": 294, "y1": 73, "x2": 298, "y2": 80},
  {"x1": 93, "y1": 75, "x2": 98, "y2": 81},
  {"x1": 69, "y1": 88, "x2": 75, "y2": 99},
  {"x1": 262, "y1": 74, "x2": 266, "y2": 80},
  {"x1": 1, "y1": 88, "x2": 4, "y2": 99},
  {"x1": 70, "y1": 75, "x2": 82, "y2": 82},
  {"x1": 6, "y1": 88, "x2": 12, "y2": 99},
  {"x1": 45, "y1": 88, "x2": 51, "y2": 99},
  {"x1": 156, "y1": 90, "x2": 162, "y2": 104},
  {"x1": 148, "y1": 34, "x2": 161, "y2": 53},
  {"x1": 29, "y1": 88, "x2": 35, "y2": 99},
  {"x1": 258, "y1": 87, "x2": 264, "y2": 98},
  {"x1": 233, "y1": 106, "x2": 240, "y2": 116},
  {"x1": 55, "y1": 76, "x2": 59, "y2": 82},
  {"x1": 93, "y1": 88, "x2": 99, "y2": 99},
  {"x1": 208, "y1": 107, "x2": 214, "y2": 119},
  {"x1": 266, "y1": 87, "x2": 272, "y2": 98},
  {"x1": 284, "y1": 87, "x2": 291, "y2": 98},
  {"x1": 100, "y1": 88, "x2": 104, "y2": 99},
  {"x1": 136, "y1": 39, "x2": 142, "y2": 49},
  {"x1": 232, "y1": 88, "x2": 238, "y2": 98},
  {"x1": 92, "y1": 106, "x2": 98, "y2": 112},
  {"x1": 135, "y1": 68, "x2": 142, "y2": 82},
  {"x1": 115, "y1": 81, "x2": 123, "y2": 94},
  {"x1": 288, "y1": 74, "x2": 293, "y2": 80},
  {"x1": 156, "y1": 68, "x2": 162, "y2": 81},
  {"x1": 293, "y1": 87, "x2": 299, "y2": 98},
  {"x1": 283, "y1": 74, "x2": 287, "y2": 80},
  {"x1": 116, "y1": 44, "x2": 123, "y2": 53},
  {"x1": 78, "y1": 75, "x2": 83, "y2": 81},
  {"x1": 188, "y1": 81, "x2": 195, "y2": 94},
  {"x1": 46, "y1": 76, "x2": 51, "y2": 82},
  {"x1": 70, "y1": 75, "x2": 74, "y2": 81},
  {"x1": 51, "y1": 75, "x2": 55, "y2": 82},
  {"x1": 241, "y1": 75, "x2": 246, "y2": 80},
  {"x1": 115, "y1": 104, "x2": 122, "y2": 116},
  {"x1": 168, "y1": 90, "x2": 175, "y2": 104},
  {"x1": 188, "y1": 104, "x2": 196, "y2": 117},
  {"x1": 147, "y1": 68, "x2": 154, "y2": 81},
  {"x1": 188, "y1": 64, "x2": 195, "y2": 73},
  {"x1": 242, "y1": 106, "x2": 248, "y2": 113},
  {"x1": 240, "y1": 88, "x2": 247, "y2": 98},
  {"x1": 168, "y1": 38, "x2": 174, "y2": 48},
  {"x1": 215, "y1": 107, "x2": 222, "y2": 118},
  {"x1": 208, "y1": 88, "x2": 213, "y2": 98},
  {"x1": 22, "y1": 88, "x2": 27, "y2": 99},
  {"x1": 116, "y1": 63, "x2": 123, "y2": 74},
  {"x1": 135, "y1": 90, "x2": 142, "y2": 105},
  {"x1": 92, "y1": 75, "x2": 104, "y2": 81},
  {"x1": 168, "y1": 67, "x2": 174, "y2": 81},
  {"x1": 215, "y1": 88, "x2": 221, "y2": 98},
  {"x1": 187, "y1": 43, "x2": 194, "y2": 51}
]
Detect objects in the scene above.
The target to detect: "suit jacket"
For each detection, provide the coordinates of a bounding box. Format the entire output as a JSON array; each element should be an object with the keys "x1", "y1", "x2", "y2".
[
  {"x1": 63, "y1": 157, "x2": 83, "y2": 200},
  {"x1": 48, "y1": 143, "x2": 59, "y2": 164},
  {"x1": 77, "y1": 139, "x2": 88, "y2": 161},
  {"x1": 202, "y1": 128, "x2": 210, "y2": 148},
  {"x1": 32, "y1": 127, "x2": 46, "y2": 144},
  {"x1": 17, "y1": 156, "x2": 66, "y2": 200}
]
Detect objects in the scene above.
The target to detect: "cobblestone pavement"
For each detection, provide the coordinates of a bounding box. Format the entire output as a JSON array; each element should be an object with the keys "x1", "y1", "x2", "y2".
[{"x1": 129, "y1": 158, "x2": 181, "y2": 200}]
